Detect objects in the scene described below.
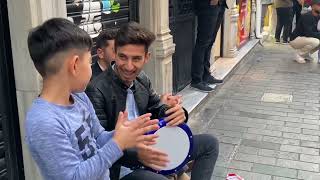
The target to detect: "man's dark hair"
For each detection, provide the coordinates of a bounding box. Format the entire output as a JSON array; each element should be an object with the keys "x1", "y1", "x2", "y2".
[
  {"x1": 115, "y1": 22, "x2": 156, "y2": 52},
  {"x1": 96, "y1": 29, "x2": 118, "y2": 49},
  {"x1": 27, "y1": 18, "x2": 92, "y2": 77}
]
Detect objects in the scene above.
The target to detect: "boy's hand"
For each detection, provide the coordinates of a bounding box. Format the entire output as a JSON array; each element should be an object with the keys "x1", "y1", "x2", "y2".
[
  {"x1": 113, "y1": 112, "x2": 159, "y2": 150},
  {"x1": 160, "y1": 93, "x2": 182, "y2": 107},
  {"x1": 137, "y1": 143, "x2": 169, "y2": 170},
  {"x1": 164, "y1": 104, "x2": 186, "y2": 126}
]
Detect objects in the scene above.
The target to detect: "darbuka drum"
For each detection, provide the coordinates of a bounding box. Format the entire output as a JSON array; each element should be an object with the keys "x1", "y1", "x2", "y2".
[{"x1": 148, "y1": 119, "x2": 193, "y2": 175}]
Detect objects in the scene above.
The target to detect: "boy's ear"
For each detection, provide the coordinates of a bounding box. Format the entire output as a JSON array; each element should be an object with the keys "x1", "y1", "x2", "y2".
[
  {"x1": 97, "y1": 48, "x2": 104, "y2": 59},
  {"x1": 145, "y1": 52, "x2": 151, "y2": 63},
  {"x1": 68, "y1": 54, "x2": 80, "y2": 76}
]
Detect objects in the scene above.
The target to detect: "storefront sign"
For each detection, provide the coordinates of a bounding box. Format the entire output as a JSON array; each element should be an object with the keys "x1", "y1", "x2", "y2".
[{"x1": 237, "y1": 0, "x2": 251, "y2": 47}]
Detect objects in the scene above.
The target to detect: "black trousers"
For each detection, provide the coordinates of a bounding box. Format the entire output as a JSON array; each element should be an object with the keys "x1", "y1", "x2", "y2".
[
  {"x1": 191, "y1": 5, "x2": 226, "y2": 84},
  {"x1": 275, "y1": 7, "x2": 293, "y2": 42},
  {"x1": 293, "y1": 0, "x2": 302, "y2": 23},
  {"x1": 120, "y1": 134, "x2": 219, "y2": 180}
]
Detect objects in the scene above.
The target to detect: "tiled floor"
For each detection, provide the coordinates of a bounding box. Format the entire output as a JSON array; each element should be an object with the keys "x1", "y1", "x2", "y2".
[{"x1": 189, "y1": 42, "x2": 320, "y2": 180}]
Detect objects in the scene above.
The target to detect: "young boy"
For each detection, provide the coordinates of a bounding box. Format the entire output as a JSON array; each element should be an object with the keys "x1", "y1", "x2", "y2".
[
  {"x1": 92, "y1": 29, "x2": 117, "y2": 79},
  {"x1": 25, "y1": 18, "x2": 160, "y2": 180}
]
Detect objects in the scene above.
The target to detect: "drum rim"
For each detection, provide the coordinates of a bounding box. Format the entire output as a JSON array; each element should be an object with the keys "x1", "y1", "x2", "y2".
[{"x1": 149, "y1": 119, "x2": 193, "y2": 175}]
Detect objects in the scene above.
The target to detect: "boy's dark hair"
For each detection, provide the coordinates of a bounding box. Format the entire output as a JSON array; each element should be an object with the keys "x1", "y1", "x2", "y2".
[
  {"x1": 115, "y1": 22, "x2": 156, "y2": 53},
  {"x1": 27, "y1": 18, "x2": 92, "y2": 77},
  {"x1": 96, "y1": 29, "x2": 118, "y2": 49}
]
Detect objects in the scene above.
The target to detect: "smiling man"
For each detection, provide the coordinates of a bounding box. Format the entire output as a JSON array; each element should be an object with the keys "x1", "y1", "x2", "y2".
[{"x1": 86, "y1": 22, "x2": 219, "y2": 180}]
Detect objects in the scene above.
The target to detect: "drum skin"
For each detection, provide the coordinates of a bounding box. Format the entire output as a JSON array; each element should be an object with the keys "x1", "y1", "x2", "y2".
[{"x1": 147, "y1": 119, "x2": 193, "y2": 175}]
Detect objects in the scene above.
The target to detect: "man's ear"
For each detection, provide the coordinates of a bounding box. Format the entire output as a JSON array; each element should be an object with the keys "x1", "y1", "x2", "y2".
[
  {"x1": 97, "y1": 48, "x2": 105, "y2": 59},
  {"x1": 145, "y1": 52, "x2": 151, "y2": 63}
]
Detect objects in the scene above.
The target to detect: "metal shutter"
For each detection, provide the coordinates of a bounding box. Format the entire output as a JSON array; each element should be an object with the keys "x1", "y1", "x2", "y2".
[{"x1": 66, "y1": 0, "x2": 138, "y2": 58}]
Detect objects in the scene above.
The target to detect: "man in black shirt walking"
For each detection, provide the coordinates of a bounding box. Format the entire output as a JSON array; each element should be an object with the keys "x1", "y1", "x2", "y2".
[{"x1": 290, "y1": 0, "x2": 320, "y2": 63}]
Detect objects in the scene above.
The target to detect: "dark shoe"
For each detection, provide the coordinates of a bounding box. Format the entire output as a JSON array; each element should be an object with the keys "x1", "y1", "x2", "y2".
[
  {"x1": 204, "y1": 76, "x2": 223, "y2": 84},
  {"x1": 282, "y1": 41, "x2": 289, "y2": 45},
  {"x1": 190, "y1": 82, "x2": 214, "y2": 93},
  {"x1": 275, "y1": 39, "x2": 280, "y2": 44}
]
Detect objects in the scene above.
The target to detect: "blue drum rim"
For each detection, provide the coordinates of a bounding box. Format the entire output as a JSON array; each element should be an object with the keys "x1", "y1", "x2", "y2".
[{"x1": 147, "y1": 118, "x2": 194, "y2": 175}]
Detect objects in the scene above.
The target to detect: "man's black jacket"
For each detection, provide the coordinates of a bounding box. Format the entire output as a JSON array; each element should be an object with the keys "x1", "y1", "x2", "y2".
[{"x1": 85, "y1": 65, "x2": 189, "y2": 179}]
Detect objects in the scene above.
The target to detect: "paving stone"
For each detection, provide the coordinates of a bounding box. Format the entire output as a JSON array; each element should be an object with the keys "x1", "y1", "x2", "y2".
[
  {"x1": 213, "y1": 166, "x2": 228, "y2": 178},
  {"x1": 302, "y1": 129, "x2": 320, "y2": 136},
  {"x1": 228, "y1": 160, "x2": 253, "y2": 171},
  {"x1": 262, "y1": 136, "x2": 300, "y2": 146},
  {"x1": 272, "y1": 177, "x2": 297, "y2": 180},
  {"x1": 300, "y1": 154, "x2": 320, "y2": 164},
  {"x1": 268, "y1": 116, "x2": 303, "y2": 123},
  {"x1": 301, "y1": 141, "x2": 320, "y2": 149},
  {"x1": 207, "y1": 129, "x2": 243, "y2": 138},
  {"x1": 241, "y1": 139, "x2": 281, "y2": 150},
  {"x1": 280, "y1": 145, "x2": 319, "y2": 155},
  {"x1": 304, "y1": 110, "x2": 320, "y2": 116},
  {"x1": 266, "y1": 125, "x2": 301, "y2": 133},
  {"x1": 282, "y1": 132, "x2": 319, "y2": 142},
  {"x1": 242, "y1": 133, "x2": 263, "y2": 141},
  {"x1": 238, "y1": 145, "x2": 259, "y2": 155},
  {"x1": 238, "y1": 111, "x2": 271, "y2": 119},
  {"x1": 258, "y1": 149, "x2": 299, "y2": 161},
  {"x1": 303, "y1": 119, "x2": 320, "y2": 125},
  {"x1": 212, "y1": 119, "x2": 267, "y2": 129},
  {"x1": 288, "y1": 113, "x2": 319, "y2": 120},
  {"x1": 298, "y1": 170, "x2": 320, "y2": 180},
  {"x1": 234, "y1": 153, "x2": 276, "y2": 165},
  {"x1": 218, "y1": 136, "x2": 242, "y2": 145},
  {"x1": 247, "y1": 128, "x2": 282, "y2": 137},
  {"x1": 211, "y1": 176, "x2": 225, "y2": 180},
  {"x1": 285, "y1": 122, "x2": 319, "y2": 130},
  {"x1": 211, "y1": 123, "x2": 248, "y2": 133},
  {"x1": 218, "y1": 143, "x2": 236, "y2": 162},
  {"x1": 256, "y1": 109, "x2": 288, "y2": 116},
  {"x1": 251, "y1": 164, "x2": 297, "y2": 178},
  {"x1": 276, "y1": 159, "x2": 319, "y2": 172}
]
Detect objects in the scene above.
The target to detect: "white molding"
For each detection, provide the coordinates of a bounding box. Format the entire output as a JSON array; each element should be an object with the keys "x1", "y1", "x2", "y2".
[{"x1": 139, "y1": 0, "x2": 174, "y2": 93}]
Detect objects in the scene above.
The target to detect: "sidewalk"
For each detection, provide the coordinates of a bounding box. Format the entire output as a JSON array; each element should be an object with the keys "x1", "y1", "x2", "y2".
[{"x1": 189, "y1": 42, "x2": 320, "y2": 180}]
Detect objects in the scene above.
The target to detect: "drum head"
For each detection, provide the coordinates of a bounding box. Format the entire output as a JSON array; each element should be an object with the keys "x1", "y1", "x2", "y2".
[{"x1": 151, "y1": 125, "x2": 191, "y2": 173}]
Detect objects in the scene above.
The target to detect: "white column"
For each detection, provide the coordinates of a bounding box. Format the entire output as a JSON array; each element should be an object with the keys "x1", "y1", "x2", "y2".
[
  {"x1": 7, "y1": 1, "x2": 66, "y2": 179},
  {"x1": 251, "y1": 0, "x2": 257, "y2": 39},
  {"x1": 255, "y1": 0, "x2": 262, "y2": 38},
  {"x1": 139, "y1": 0, "x2": 175, "y2": 94},
  {"x1": 223, "y1": 0, "x2": 239, "y2": 58}
]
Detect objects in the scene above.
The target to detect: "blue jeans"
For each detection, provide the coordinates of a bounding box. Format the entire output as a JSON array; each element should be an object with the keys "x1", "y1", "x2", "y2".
[{"x1": 121, "y1": 134, "x2": 219, "y2": 180}]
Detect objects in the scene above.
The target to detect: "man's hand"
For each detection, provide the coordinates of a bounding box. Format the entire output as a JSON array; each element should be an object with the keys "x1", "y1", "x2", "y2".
[
  {"x1": 113, "y1": 112, "x2": 159, "y2": 150},
  {"x1": 164, "y1": 104, "x2": 186, "y2": 126},
  {"x1": 160, "y1": 93, "x2": 182, "y2": 107},
  {"x1": 210, "y1": 0, "x2": 219, "y2": 6},
  {"x1": 137, "y1": 143, "x2": 169, "y2": 170}
]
